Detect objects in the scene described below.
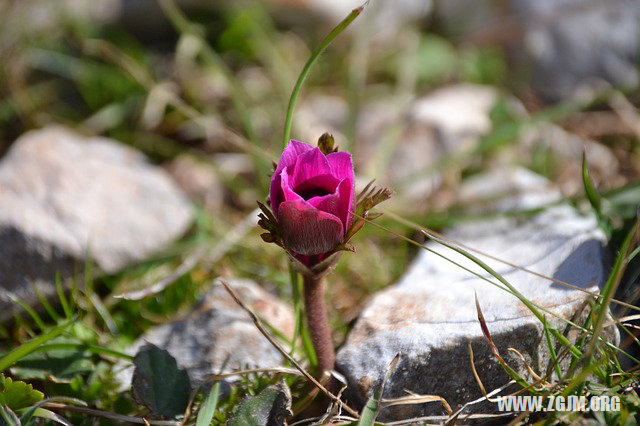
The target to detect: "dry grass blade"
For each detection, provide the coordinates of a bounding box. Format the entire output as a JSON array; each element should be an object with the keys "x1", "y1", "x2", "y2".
[
  {"x1": 444, "y1": 379, "x2": 516, "y2": 426},
  {"x1": 219, "y1": 280, "x2": 359, "y2": 418},
  {"x1": 113, "y1": 247, "x2": 205, "y2": 300},
  {"x1": 382, "y1": 391, "x2": 453, "y2": 416},
  {"x1": 386, "y1": 412, "x2": 517, "y2": 425},
  {"x1": 467, "y1": 341, "x2": 497, "y2": 403},
  {"x1": 44, "y1": 403, "x2": 179, "y2": 425},
  {"x1": 382, "y1": 209, "x2": 640, "y2": 314},
  {"x1": 475, "y1": 293, "x2": 506, "y2": 365},
  {"x1": 317, "y1": 380, "x2": 349, "y2": 424},
  {"x1": 205, "y1": 367, "x2": 303, "y2": 382},
  {"x1": 507, "y1": 348, "x2": 542, "y2": 382}
]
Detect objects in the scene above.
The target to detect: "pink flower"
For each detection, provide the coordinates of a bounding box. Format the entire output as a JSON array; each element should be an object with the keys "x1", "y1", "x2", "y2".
[{"x1": 270, "y1": 140, "x2": 354, "y2": 261}]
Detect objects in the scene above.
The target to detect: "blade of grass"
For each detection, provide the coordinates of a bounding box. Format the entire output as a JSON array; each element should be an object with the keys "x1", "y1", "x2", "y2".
[
  {"x1": 582, "y1": 151, "x2": 612, "y2": 237},
  {"x1": 0, "y1": 318, "x2": 74, "y2": 372},
  {"x1": 282, "y1": 2, "x2": 368, "y2": 149},
  {"x1": 582, "y1": 219, "x2": 639, "y2": 368},
  {"x1": 10, "y1": 296, "x2": 47, "y2": 332},
  {"x1": 26, "y1": 408, "x2": 72, "y2": 426},
  {"x1": 33, "y1": 343, "x2": 133, "y2": 362},
  {"x1": 55, "y1": 272, "x2": 72, "y2": 319},
  {"x1": 195, "y1": 381, "x2": 220, "y2": 426},
  {"x1": 0, "y1": 405, "x2": 20, "y2": 426},
  {"x1": 582, "y1": 151, "x2": 602, "y2": 212},
  {"x1": 30, "y1": 281, "x2": 60, "y2": 322},
  {"x1": 543, "y1": 317, "x2": 562, "y2": 379},
  {"x1": 359, "y1": 352, "x2": 401, "y2": 425}
]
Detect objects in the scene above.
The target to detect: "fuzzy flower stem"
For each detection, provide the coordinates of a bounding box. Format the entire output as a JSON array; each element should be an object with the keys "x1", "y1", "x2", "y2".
[{"x1": 302, "y1": 274, "x2": 335, "y2": 377}]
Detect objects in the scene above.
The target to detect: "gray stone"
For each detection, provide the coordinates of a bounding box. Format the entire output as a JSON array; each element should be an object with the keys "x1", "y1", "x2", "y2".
[
  {"x1": 336, "y1": 168, "x2": 618, "y2": 420},
  {"x1": 0, "y1": 126, "x2": 193, "y2": 321},
  {"x1": 118, "y1": 278, "x2": 295, "y2": 388},
  {"x1": 434, "y1": 0, "x2": 640, "y2": 102},
  {"x1": 513, "y1": 0, "x2": 640, "y2": 102}
]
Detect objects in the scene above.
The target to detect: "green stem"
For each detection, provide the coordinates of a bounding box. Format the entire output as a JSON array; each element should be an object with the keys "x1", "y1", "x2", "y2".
[{"x1": 282, "y1": 3, "x2": 366, "y2": 149}]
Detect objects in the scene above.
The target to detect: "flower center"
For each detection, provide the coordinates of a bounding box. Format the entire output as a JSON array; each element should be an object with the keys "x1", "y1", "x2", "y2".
[
  {"x1": 297, "y1": 187, "x2": 331, "y2": 200},
  {"x1": 293, "y1": 174, "x2": 340, "y2": 201}
]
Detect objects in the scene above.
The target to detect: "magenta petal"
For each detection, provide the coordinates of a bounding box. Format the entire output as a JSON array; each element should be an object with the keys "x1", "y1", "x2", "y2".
[
  {"x1": 280, "y1": 168, "x2": 303, "y2": 204},
  {"x1": 307, "y1": 192, "x2": 339, "y2": 215},
  {"x1": 290, "y1": 148, "x2": 331, "y2": 189},
  {"x1": 326, "y1": 151, "x2": 354, "y2": 184},
  {"x1": 270, "y1": 140, "x2": 314, "y2": 213},
  {"x1": 278, "y1": 199, "x2": 344, "y2": 256},
  {"x1": 309, "y1": 179, "x2": 352, "y2": 230}
]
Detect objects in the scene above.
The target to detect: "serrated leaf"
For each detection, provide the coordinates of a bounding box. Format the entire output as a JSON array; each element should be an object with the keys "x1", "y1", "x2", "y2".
[
  {"x1": 131, "y1": 344, "x2": 191, "y2": 419},
  {"x1": 0, "y1": 374, "x2": 43, "y2": 411},
  {"x1": 227, "y1": 382, "x2": 292, "y2": 426}
]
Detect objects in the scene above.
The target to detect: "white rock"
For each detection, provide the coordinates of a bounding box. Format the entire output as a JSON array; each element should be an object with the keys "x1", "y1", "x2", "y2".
[
  {"x1": 336, "y1": 168, "x2": 618, "y2": 420},
  {"x1": 408, "y1": 84, "x2": 497, "y2": 152},
  {"x1": 0, "y1": 126, "x2": 192, "y2": 321}
]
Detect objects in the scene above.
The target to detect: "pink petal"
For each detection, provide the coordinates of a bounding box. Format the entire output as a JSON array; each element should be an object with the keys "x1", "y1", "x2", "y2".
[
  {"x1": 279, "y1": 168, "x2": 303, "y2": 204},
  {"x1": 308, "y1": 178, "x2": 353, "y2": 231},
  {"x1": 278, "y1": 199, "x2": 344, "y2": 256},
  {"x1": 290, "y1": 148, "x2": 331, "y2": 189},
  {"x1": 326, "y1": 151, "x2": 354, "y2": 184},
  {"x1": 270, "y1": 140, "x2": 314, "y2": 213}
]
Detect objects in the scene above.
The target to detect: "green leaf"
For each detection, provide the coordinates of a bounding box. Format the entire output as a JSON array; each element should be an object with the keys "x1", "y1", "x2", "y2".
[
  {"x1": 195, "y1": 382, "x2": 220, "y2": 426},
  {"x1": 227, "y1": 382, "x2": 292, "y2": 426},
  {"x1": 0, "y1": 374, "x2": 43, "y2": 411},
  {"x1": 131, "y1": 344, "x2": 191, "y2": 419}
]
